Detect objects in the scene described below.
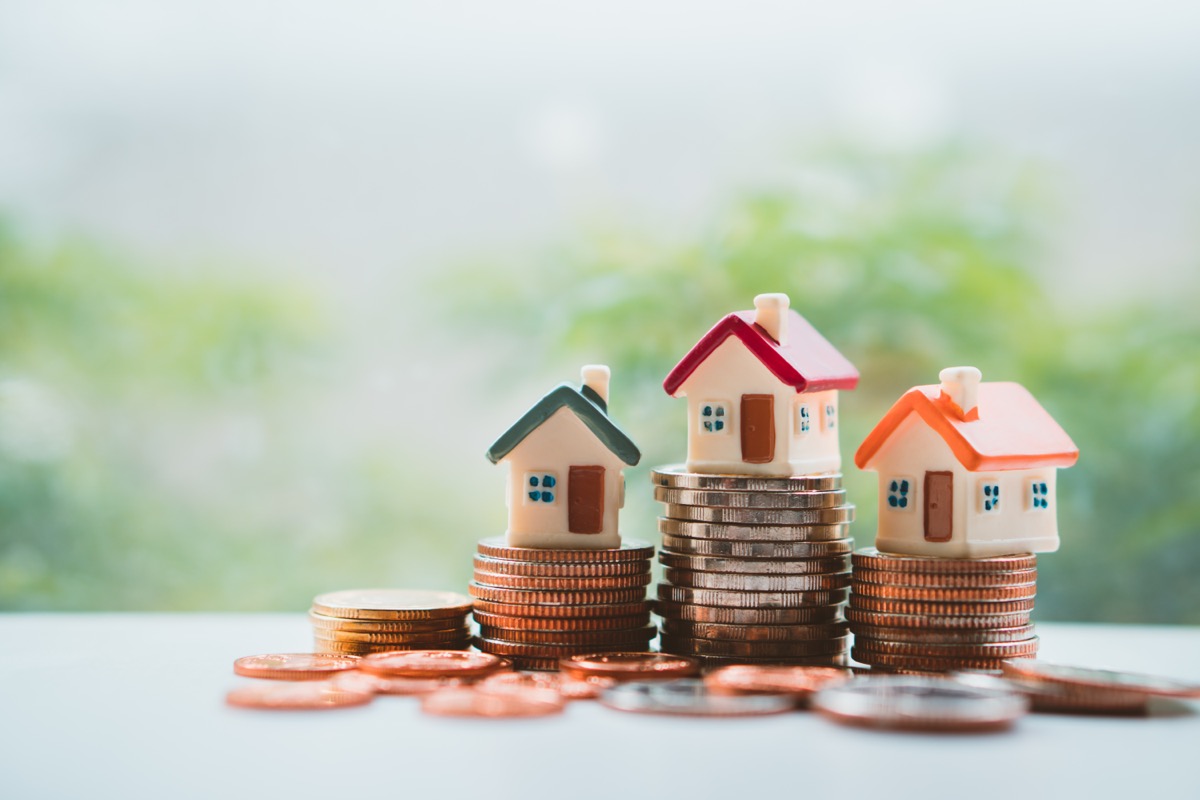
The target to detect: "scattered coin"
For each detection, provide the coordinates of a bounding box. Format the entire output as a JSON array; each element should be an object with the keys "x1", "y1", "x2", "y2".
[
  {"x1": 476, "y1": 536, "x2": 654, "y2": 563},
  {"x1": 659, "y1": 518, "x2": 850, "y2": 542},
  {"x1": 812, "y1": 675, "x2": 1028, "y2": 731},
  {"x1": 331, "y1": 670, "x2": 467, "y2": 696},
  {"x1": 600, "y1": 679, "x2": 795, "y2": 716},
  {"x1": 852, "y1": 548, "x2": 1038, "y2": 574},
  {"x1": 559, "y1": 652, "x2": 701, "y2": 682},
  {"x1": 662, "y1": 503, "x2": 855, "y2": 526},
  {"x1": 705, "y1": 665, "x2": 852, "y2": 699},
  {"x1": 232, "y1": 653, "x2": 360, "y2": 681},
  {"x1": 949, "y1": 671, "x2": 1148, "y2": 716},
  {"x1": 1002, "y1": 659, "x2": 1200, "y2": 699},
  {"x1": 421, "y1": 687, "x2": 565, "y2": 718},
  {"x1": 359, "y1": 650, "x2": 508, "y2": 679},
  {"x1": 478, "y1": 670, "x2": 615, "y2": 700},
  {"x1": 226, "y1": 680, "x2": 374, "y2": 710},
  {"x1": 653, "y1": 486, "x2": 848, "y2": 510},
  {"x1": 660, "y1": 535, "x2": 853, "y2": 559},
  {"x1": 650, "y1": 465, "x2": 842, "y2": 492},
  {"x1": 658, "y1": 552, "x2": 851, "y2": 575}
]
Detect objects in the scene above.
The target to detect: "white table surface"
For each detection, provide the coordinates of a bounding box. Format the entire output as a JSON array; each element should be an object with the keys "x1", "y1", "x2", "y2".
[{"x1": 2, "y1": 615, "x2": 1197, "y2": 800}]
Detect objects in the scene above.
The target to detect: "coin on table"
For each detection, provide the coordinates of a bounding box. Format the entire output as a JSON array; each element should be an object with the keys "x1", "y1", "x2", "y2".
[
  {"x1": 331, "y1": 669, "x2": 467, "y2": 696},
  {"x1": 658, "y1": 552, "x2": 851, "y2": 575},
  {"x1": 479, "y1": 670, "x2": 615, "y2": 700},
  {"x1": 650, "y1": 465, "x2": 842, "y2": 492},
  {"x1": 475, "y1": 536, "x2": 654, "y2": 563},
  {"x1": 471, "y1": 599, "x2": 651, "y2": 619},
  {"x1": 848, "y1": 595, "x2": 1036, "y2": 616},
  {"x1": 845, "y1": 607, "x2": 1031, "y2": 630},
  {"x1": 850, "y1": 582, "x2": 1037, "y2": 602},
  {"x1": 659, "y1": 517, "x2": 850, "y2": 542},
  {"x1": 233, "y1": 653, "x2": 360, "y2": 681},
  {"x1": 664, "y1": 568, "x2": 850, "y2": 592},
  {"x1": 421, "y1": 687, "x2": 565, "y2": 718},
  {"x1": 654, "y1": 486, "x2": 848, "y2": 510},
  {"x1": 662, "y1": 503, "x2": 855, "y2": 526},
  {"x1": 476, "y1": 637, "x2": 655, "y2": 658},
  {"x1": 653, "y1": 599, "x2": 844, "y2": 626},
  {"x1": 1001, "y1": 659, "x2": 1200, "y2": 699},
  {"x1": 660, "y1": 535, "x2": 853, "y2": 559},
  {"x1": 359, "y1": 649, "x2": 508, "y2": 679},
  {"x1": 471, "y1": 571, "x2": 652, "y2": 591},
  {"x1": 851, "y1": 624, "x2": 1036, "y2": 645},
  {"x1": 659, "y1": 584, "x2": 849, "y2": 609},
  {"x1": 852, "y1": 568, "x2": 1037, "y2": 589},
  {"x1": 226, "y1": 680, "x2": 374, "y2": 710},
  {"x1": 705, "y1": 665, "x2": 852, "y2": 699},
  {"x1": 600, "y1": 679, "x2": 795, "y2": 716},
  {"x1": 660, "y1": 634, "x2": 849, "y2": 659},
  {"x1": 661, "y1": 619, "x2": 849, "y2": 642},
  {"x1": 559, "y1": 652, "x2": 701, "y2": 682},
  {"x1": 311, "y1": 589, "x2": 472, "y2": 621},
  {"x1": 949, "y1": 671, "x2": 1148, "y2": 715},
  {"x1": 850, "y1": 649, "x2": 1015, "y2": 672},
  {"x1": 468, "y1": 583, "x2": 648, "y2": 606},
  {"x1": 473, "y1": 555, "x2": 649, "y2": 578},
  {"x1": 852, "y1": 637, "x2": 1040, "y2": 660},
  {"x1": 852, "y1": 548, "x2": 1038, "y2": 574},
  {"x1": 812, "y1": 675, "x2": 1028, "y2": 731}
]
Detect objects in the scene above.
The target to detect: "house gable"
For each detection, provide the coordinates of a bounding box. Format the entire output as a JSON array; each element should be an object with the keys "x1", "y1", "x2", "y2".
[{"x1": 486, "y1": 385, "x2": 641, "y2": 467}]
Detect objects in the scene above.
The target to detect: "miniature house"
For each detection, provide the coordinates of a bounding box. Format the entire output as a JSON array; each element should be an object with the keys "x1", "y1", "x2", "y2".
[
  {"x1": 486, "y1": 366, "x2": 641, "y2": 550},
  {"x1": 855, "y1": 367, "x2": 1079, "y2": 559},
  {"x1": 663, "y1": 293, "x2": 859, "y2": 477}
]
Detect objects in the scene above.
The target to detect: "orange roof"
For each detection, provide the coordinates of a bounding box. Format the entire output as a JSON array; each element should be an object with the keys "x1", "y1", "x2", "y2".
[{"x1": 855, "y1": 382, "x2": 1079, "y2": 472}]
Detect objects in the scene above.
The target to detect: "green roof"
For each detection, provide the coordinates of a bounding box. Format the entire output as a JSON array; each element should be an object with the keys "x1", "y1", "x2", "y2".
[{"x1": 486, "y1": 384, "x2": 641, "y2": 466}]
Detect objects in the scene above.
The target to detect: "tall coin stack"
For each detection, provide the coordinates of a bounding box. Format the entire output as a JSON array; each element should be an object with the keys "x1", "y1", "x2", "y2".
[
  {"x1": 848, "y1": 548, "x2": 1040, "y2": 672},
  {"x1": 651, "y1": 466, "x2": 854, "y2": 667},
  {"x1": 310, "y1": 589, "x2": 474, "y2": 656},
  {"x1": 470, "y1": 537, "x2": 656, "y2": 670}
]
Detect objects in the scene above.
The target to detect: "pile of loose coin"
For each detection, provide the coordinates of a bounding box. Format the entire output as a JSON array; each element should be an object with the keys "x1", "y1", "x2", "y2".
[
  {"x1": 847, "y1": 548, "x2": 1040, "y2": 672},
  {"x1": 469, "y1": 537, "x2": 656, "y2": 669},
  {"x1": 309, "y1": 589, "x2": 474, "y2": 656},
  {"x1": 651, "y1": 466, "x2": 854, "y2": 666}
]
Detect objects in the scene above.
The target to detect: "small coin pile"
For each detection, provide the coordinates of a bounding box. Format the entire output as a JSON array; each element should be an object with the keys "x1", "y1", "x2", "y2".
[
  {"x1": 469, "y1": 537, "x2": 656, "y2": 670},
  {"x1": 309, "y1": 589, "x2": 474, "y2": 656},
  {"x1": 848, "y1": 548, "x2": 1040, "y2": 672},
  {"x1": 651, "y1": 466, "x2": 854, "y2": 667}
]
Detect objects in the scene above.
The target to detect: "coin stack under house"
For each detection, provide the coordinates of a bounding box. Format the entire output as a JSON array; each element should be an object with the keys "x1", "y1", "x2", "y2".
[
  {"x1": 309, "y1": 589, "x2": 474, "y2": 656},
  {"x1": 470, "y1": 537, "x2": 656, "y2": 670},
  {"x1": 652, "y1": 466, "x2": 855, "y2": 667},
  {"x1": 847, "y1": 548, "x2": 1041, "y2": 672}
]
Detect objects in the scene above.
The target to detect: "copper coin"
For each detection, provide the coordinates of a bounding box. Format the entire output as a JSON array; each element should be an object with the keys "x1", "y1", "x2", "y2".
[
  {"x1": 664, "y1": 568, "x2": 850, "y2": 592},
  {"x1": 476, "y1": 536, "x2": 654, "y2": 563},
  {"x1": 477, "y1": 625, "x2": 657, "y2": 646},
  {"x1": 853, "y1": 568, "x2": 1037, "y2": 589},
  {"x1": 560, "y1": 652, "x2": 701, "y2": 681},
  {"x1": 471, "y1": 599, "x2": 651, "y2": 619},
  {"x1": 600, "y1": 679, "x2": 794, "y2": 716},
  {"x1": 308, "y1": 612, "x2": 469, "y2": 634},
  {"x1": 658, "y1": 552, "x2": 851, "y2": 575},
  {"x1": 314, "y1": 637, "x2": 472, "y2": 655},
  {"x1": 479, "y1": 670, "x2": 615, "y2": 700},
  {"x1": 1002, "y1": 659, "x2": 1200, "y2": 699},
  {"x1": 476, "y1": 637, "x2": 651, "y2": 658},
  {"x1": 853, "y1": 637, "x2": 1039, "y2": 659},
  {"x1": 848, "y1": 595, "x2": 1036, "y2": 615},
  {"x1": 359, "y1": 650, "x2": 507, "y2": 678},
  {"x1": 812, "y1": 675, "x2": 1028, "y2": 732},
  {"x1": 705, "y1": 665, "x2": 852, "y2": 698},
  {"x1": 473, "y1": 555, "x2": 649, "y2": 578},
  {"x1": 851, "y1": 582, "x2": 1037, "y2": 602},
  {"x1": 659, "y1": 517, "x2": 850, "y2": 542},
  {"x1": 651, "y1": 466, "x2": 843, "y2": 492},
  {"x1": 505, "y1": 656, "x2": 564, "y2": 671},
  {"x1": 313, "y1": 627, "x2": 473, "y2": 645},
  {"x1": 658, "y1": 584, "x2": 849, "y2": 609},
  {"x1": 468, "y1": 583, "x2": 647, "y2": 605},
  {"x1": 692, "y1": 652, "x2": 852, "y2": 668},
  {"x1": 311, "y1": 589, "x2": 472, "y2": 621},
  {"x1": 472, "y1": 570, "x2": 652, "y2": 591},
  {"x1": 226, "y1": 680, "x2": 374, "y2": 710},
  {"x1": 654, "y1": 486, "x2": 848, "y2": 510},
  {"x1": 233, "y1": 653, "x2": 360, "y2": 681},
  {"x1": 950, "y1": 671, "x2": 1149, "y2": 716},
  {"x1": 331, "y1": 670, "x2": 469, "y2": 696},
  {"x1": 852, "y1": 547, "x2": 1038, "y2": 574},
  {"x1": 660, "y1": 634, "x2": 849, "y2": 659},
  {"x1": 850, "y1": 648, "x2": 1016, "y2": 672},
  {"x1": 421, "y1": 687, "x2": 565, "y2": 718},
  {"x1": 852, "y1": 624, "x2": 1036, "y2": 645},
  {"x1": 654, "y1": 599, "x2": 844, "y2": 626},
  {"x1": 472, "y1": 610, "x2": 650, "y2": 631},
  {"x1": 661, "y1": 535, "x2": 853, "y2": 559},
  {"x1": 662, "y1": 619, "x2": 849, "y2": 642},
  {"x1": 845, "y1": 607, "x2": 1031, "y2": 630},
  {"x1": 662, "y1": 503, "x2": 855, "y2": 526}
]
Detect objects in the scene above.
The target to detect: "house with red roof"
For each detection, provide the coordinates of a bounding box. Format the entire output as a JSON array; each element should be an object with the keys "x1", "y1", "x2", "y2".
[
  {"x1": 663, "y1": 293, "x2": 859, "y2": 477},
  {"x1": 855, "y1": 367, "x2": 1079, "y2": 558}
]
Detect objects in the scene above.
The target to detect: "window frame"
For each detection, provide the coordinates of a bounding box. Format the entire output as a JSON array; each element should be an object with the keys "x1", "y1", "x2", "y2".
[
  {"x1": 886, "y1": 476, "x2": 915, "y2": 511},
  {"x1": 523, "y1": 471, "x2": 559, "y2": 505},
  {"x1": 698, "y1": 400, "x2": 731, "y2": 435},
  {"x1": 979, "y1": 479, "x2": 1002, "y2": 514},
  {"x1": 795, "y1": 402, "x2": 812, "y2": 436},
  {"x1": 1028, "y1": 478, "x2": 1050, "y2": 511}
]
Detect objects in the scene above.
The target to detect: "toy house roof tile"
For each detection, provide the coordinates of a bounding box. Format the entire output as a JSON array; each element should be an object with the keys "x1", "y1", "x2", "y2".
[
  {"x1": 486, "y1": 384, "x2": 642, "y2": 466},
  {"x1": 663, "y1": 309, "x2": 859, "y2": 396},
  {"x1": 855, "y1": 382, "x2": 1079, "y2": 472}
]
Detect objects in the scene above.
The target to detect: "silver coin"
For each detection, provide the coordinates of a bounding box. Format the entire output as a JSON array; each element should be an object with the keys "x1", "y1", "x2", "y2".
[
  {"x1": 658, "y1": 584, "x2": 849, "y2": 609},
  {"x1": 651, "y1": 465, "x2": 843, "y2": 492},
  {"x1": 812, "y1": 675, "x2": 1029, "y2": 731},
  {"x1": 664, "y1": 567, "x2": 850, "y2": 592},
  {"x1": 599, "y1": 678, "x2": 796, "y2": 716},
  {"x1": 659, "y1": 517, "x2": 850, "y2": 542},
  {"x1": 653, "y1": 599, "x2": 845, "y2": 625},
  {"x1": 845, "y1": 607, "x2": 1031, "y2": 630},
  {"x1": 1002, "y1": 659, "x2": 1200, "y2": 698},
  {"x1": 662, "y1": 504, "x2": 855, "y2": 526},
  {"x1": 659, "y1": 552, "x2": 851, "y2": 575},
  {"x1": 654, "y1": 487, "x2": 848, "y2": 510},
  {"x1": 661, "y1": 619, "x2": 849, "y2": 642},
  {"x1": 661, "y1": 535, "x2": 853, "y2": 559}
]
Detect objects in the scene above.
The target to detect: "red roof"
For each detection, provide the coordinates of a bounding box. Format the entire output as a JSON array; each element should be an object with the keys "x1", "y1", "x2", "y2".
[
  {"x1": 855, "y1": 382, "x2": 1079, "y2": 472},
  {"x1": 663, "y1": 309, "x2": 859, "y2": 396}
]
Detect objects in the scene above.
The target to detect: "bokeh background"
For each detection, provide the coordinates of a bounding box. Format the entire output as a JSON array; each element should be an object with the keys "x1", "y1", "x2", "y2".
[{"x1": 2, "y1": 1, "x2": 1197, "y2": 621}]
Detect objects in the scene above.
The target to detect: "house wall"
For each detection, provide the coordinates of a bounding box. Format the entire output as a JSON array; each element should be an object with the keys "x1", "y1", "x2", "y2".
[
  {"x1": 677, "y1": 338, "x2": 842, "y2": 476},
  {"x1": 868, "y1": 413, "x2": 1061, "y2": 558},
  {"x1": 499, "y1": 406, "x2": 626, "y2": 549}
]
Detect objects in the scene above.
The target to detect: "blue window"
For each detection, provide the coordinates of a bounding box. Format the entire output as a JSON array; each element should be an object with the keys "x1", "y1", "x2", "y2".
[
  {"x1": 700, "y1": 402, "x2": 729, "y2": 434},
  {"x1": 796, "y1": 403, "x2": 812, "y2": 434},
  {"x1": 525, "y1": 472, "x2": 557, "y2": 503},
  {"x1": 823, "y1": 403, "x2": 836, "y2": 431},
  {"x1": 981, "y1": 481, "x2": 1001, "y2": 513},
  {"x1": 1029, "y1": 480, "x2": 1050, "y2": 510},
  {"x1": 887, "y1": 478, "x2": 913, "y2": 510}
]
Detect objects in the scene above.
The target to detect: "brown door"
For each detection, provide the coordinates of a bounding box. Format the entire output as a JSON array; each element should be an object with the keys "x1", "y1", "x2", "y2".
[
  {"x1": 568, "y1": 466, "x2": 605, "y2": 534},
  {"x1": 924, "y1": 471, "x2": 954, "y2": 542},
  {"x1": 740, "y1": 394, "x2": 775, "y2": 463}
]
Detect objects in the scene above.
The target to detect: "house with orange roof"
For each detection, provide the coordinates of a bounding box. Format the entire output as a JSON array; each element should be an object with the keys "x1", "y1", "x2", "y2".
[
  {"x1": 663, "y1": 293, "x2": 859, "y2": 477},
  {"x1": 855, "y1": 366, "x2": 1079, "y2": 558}
]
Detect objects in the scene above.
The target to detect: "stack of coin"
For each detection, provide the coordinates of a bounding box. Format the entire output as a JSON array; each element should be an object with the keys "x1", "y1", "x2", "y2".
[
  {"x1": 848, "y1": 548, "x2": 1040, "y2": 672},
  {"x1": 651, "y1": 466, "x2": 854, "y2": 667},
  {"x1": 309, "y1": 589, "x2": 474, "y2": 656},
  {"x1": 469, "y1": 537, "x2": 656, "y2": 670}
]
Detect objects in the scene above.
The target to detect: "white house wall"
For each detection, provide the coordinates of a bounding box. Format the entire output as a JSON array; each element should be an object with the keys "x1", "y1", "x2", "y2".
[{"x1": 869, "y1": 412, "x2": 1060, "y2": 558}]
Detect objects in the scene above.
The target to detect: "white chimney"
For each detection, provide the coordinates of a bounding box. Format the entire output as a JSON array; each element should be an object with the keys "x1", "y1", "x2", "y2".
[
  {"x1": 581, "y1": 364, "x2": 610, "y2": 406},
  {"x1": 939, "y1": 366, "x2": 982, "y2": 419},
  {"x1": 753, "y1": 293, "x2": 790, "y2": 345}
]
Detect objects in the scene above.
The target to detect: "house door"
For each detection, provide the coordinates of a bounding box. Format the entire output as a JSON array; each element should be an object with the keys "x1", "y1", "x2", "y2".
[
  {"x1": 740, "y1": 394, "x2": 775, "y2": 464},
  {"x1": 924, "y1": 471, "x2": 954, "y2": 542},
  {"x1": 568, "y1": 466, "x2": 605, "y2": 534}
]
